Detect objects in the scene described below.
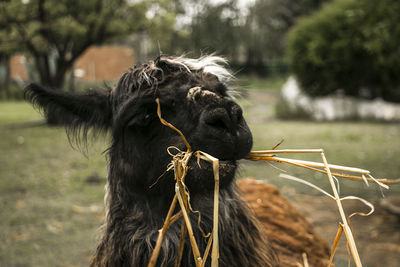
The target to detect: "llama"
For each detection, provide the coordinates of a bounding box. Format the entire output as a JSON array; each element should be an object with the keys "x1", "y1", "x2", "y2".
[{"x1": 25, "y1": 55, "x2": 329, "y2": 266}]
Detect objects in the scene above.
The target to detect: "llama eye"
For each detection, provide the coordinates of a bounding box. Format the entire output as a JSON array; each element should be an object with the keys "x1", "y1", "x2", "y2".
[{"x1": 127, "y1": 113, "x2": 155, "y2": 128}]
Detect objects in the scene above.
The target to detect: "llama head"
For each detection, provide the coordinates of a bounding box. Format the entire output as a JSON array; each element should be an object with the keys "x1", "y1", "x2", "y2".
[{"x1": 25, "y1": 55, "x2": 253, "y2": 195}]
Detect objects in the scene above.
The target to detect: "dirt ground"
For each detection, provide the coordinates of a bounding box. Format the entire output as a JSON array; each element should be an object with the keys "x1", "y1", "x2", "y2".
[{"x1": 286, "y1": 190, "x2": 400, "y2": 267}]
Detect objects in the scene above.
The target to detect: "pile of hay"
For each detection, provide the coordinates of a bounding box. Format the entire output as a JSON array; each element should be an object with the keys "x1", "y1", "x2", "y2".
[{"x1": 238, "y1": 178, "x2": 330, "y2": 267}]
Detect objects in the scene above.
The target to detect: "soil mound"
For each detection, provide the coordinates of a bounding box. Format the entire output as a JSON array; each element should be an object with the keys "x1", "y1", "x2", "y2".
[{"x1": 237, "y1": 178, "x2": 331, "y2": 267}]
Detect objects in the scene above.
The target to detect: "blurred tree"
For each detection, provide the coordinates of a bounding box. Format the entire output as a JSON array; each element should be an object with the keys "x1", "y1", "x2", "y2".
[
  {"x1": 0, "y1": 11, "x2": 23, "y2": 98},
  {"x1": 188, "y1": 0, "x2": 241, "y2": 61},
  {"x1": 244, "y1": 0, "x2": 327, "y2": 72},
  {"x1": 150, "y1": 0, "x2": 242, "y2": 62},
  {"x1": 288, "y1": 0, "x2": 400, "y2": 102},
  {"x1": 0, "y1": 55, "x2": 11, "y2": 99},
  {"x1": 0, "y1": 0, "x2": 148, "y2": 88},
  {"x1": 132, "y1": 0, "x2": 328, "y2": 74},
  {"x1": 0, "y1": 31, "x2": 13, "y2": 98},
  {"x1": 145, "y1": 0, "x2": 185, "y2": 56}
]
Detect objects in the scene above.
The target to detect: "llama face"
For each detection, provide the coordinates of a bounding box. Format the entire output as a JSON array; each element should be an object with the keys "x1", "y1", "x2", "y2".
[{"x1": 108, "y1": 56, "x2": 253, "y2": 193}]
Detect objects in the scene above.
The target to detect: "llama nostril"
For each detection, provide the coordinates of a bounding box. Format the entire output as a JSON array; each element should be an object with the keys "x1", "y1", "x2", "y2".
[
  {"x1": 207, "y1": 118, "x2": 227, "y2": 130},
  {"x1": 206, "y1": 116, "x2": 230, "y2": 131},
  {"x1": 204, "y1": 108, "x2": 231, "y2": 132},
  {"x1": 236, "y1": 113, "x2": 242, "y2": 124},
  {"x1": 232, "y1": 106, "x2": 243, "y2": 124}
]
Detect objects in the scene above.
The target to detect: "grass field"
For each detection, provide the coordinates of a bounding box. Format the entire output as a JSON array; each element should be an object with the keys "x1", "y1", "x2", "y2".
[
  {"x1": 0, "y1": 102, "x2": 108, "y2": 266},
  {"x1": 1, "y1": 86, "x2": 399, "y2": 266}
]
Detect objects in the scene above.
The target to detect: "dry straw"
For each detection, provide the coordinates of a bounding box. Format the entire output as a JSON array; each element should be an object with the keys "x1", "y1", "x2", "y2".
[
  {"x1": 149, "y1": 99, "x2": 400, "y2": 267},
  {"x1": 148, "y1": 99, "x2": 220, "y2": 267},
  {"x1": 246, "y1": 144, "x2": 400, "y2": 267}
]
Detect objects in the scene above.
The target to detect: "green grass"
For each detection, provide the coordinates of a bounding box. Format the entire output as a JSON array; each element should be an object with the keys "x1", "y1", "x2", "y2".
[
  {"x1": 0, "y1": 103, "x2": 108, "y2": 266},
  {"x1": 1, "y1": 86, "x2": 399, "y2": 266},
  {"x1": 0, "y1": 101, "x2": 43, "y2": 125},
  {"x1": 239, "y1": 120, "x2": 400, "y2": 197}
]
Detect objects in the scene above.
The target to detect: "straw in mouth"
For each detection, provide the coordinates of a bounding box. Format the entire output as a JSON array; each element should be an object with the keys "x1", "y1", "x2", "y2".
[{"x1": 148, "y1": 99, "x2": 220, "y2": 267}]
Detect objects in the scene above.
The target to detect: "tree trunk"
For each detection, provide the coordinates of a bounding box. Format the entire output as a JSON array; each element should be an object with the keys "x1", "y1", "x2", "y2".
[
  {"x1": 5, "y1": 56, "x2": 11, "y2": 98},
  {"x1": 1, "y1": 56, "x2": 11, "y2": 99},
  {"x1": 34, "y1": 54, "x2": 70, "y2": 89},
  {"x1": 53, "y1": 63, "x2": 68, "y2": 88},
  {"x1": 68, "y1": 63, "x2": 75, "y2": 92},
  {"x1": 34, "y1": 55, "x2": 70, "y2": 124},
  {"x1": 35, "y1": 55, "x2": 53, "y2": 88}
]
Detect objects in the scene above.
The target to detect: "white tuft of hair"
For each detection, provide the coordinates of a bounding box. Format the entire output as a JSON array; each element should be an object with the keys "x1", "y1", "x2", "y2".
[
  {"x1": 164, "y1": 55, "x2": 238, "y2": 98},
  {"x1": 164, "y1": 55, "x2": 234, "y2": 84}
]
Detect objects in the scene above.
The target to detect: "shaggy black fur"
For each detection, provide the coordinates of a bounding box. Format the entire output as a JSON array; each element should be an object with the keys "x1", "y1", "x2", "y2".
[{"x1": 25, "y1": 56, "x2": 279, "y2": 267}]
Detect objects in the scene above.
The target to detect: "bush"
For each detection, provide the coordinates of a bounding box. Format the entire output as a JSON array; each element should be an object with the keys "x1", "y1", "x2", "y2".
[{"x1": 287, "y1": 0, "x2": 400, "y2": 103}]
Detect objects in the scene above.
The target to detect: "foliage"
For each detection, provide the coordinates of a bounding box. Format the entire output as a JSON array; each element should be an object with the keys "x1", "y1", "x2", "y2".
[
  {"x1": 188, "y1": 1, "x2": 241, "y2": 61},
  {"x1": 152, "y1": 0, "x2": 242, "y2": 60},
  {"x1": 0, "y1": 0, "x2": 148, "y2": 88},
  {"x1": 144, "y1": 0, "x2": 186, "y2": 56},
  {"x1": 154, "y1": 0, "x2": 325, "y2": 73},
  {"x1": 287, "y1": 0, "x2": 400, "y2": 102}
]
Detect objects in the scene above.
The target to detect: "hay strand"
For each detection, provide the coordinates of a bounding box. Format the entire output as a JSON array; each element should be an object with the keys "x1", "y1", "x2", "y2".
[
  {"x1": 250, "y1": 149, "x2": 323, "y2": 154},
  {"x1": 246, "y1": 151, "x2": 398, "y2": 186},
  {"x1": 175, "y1": 183, "x2": 202, "y2": 267},
  {"x1": 175, "y1": 221, "x2": 187, "y2": 267},
  {"x1": 156, "y1": 98, "x2": 191, "y2": 151},
  {"x1": 196, "y1": 151, "x2": 220, "y2": 267},
  {"x1": 320, "y1": 151, "x2": 362, "y2": 267},
  {"x1": 149, "y1": 99, "x2": 220, "y2": 267},
  {"x1": 201, "y1": 235, "x2": 214, "y2": 267},
  {"x1": 302, "y1": 252, "x2": 309, "y2": 267},
  {"x1": 279, "y1": 173, "x2": 334, "y2": 199},
  {"x1": 148, "y1": 195, "x2": 178, "y2": 267},
  {"x1": 328, "y1": 224, "x2": 344, "y2": 267}
]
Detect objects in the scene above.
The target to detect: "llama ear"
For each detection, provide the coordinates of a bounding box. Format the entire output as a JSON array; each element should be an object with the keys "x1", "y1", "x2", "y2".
[{"x1": 24, "y1": 83, "x2": 112, "y2": 130}]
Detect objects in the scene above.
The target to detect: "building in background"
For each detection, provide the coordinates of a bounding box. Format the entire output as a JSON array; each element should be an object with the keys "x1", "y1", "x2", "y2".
[{"x1": 9, "y1": 45, "x2": 135, "y2": 84}]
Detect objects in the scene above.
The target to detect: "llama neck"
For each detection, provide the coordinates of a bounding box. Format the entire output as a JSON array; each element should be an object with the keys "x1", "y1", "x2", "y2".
[
  {"x1": 99, "y1": 178, "x2": 278, "y2": 267},
  {"x1": 104, "y1": 174, "x2": 175, "y2": 225},
  {"x1": 95, "y1": 150, "x2": 278, "y2": 266}
]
